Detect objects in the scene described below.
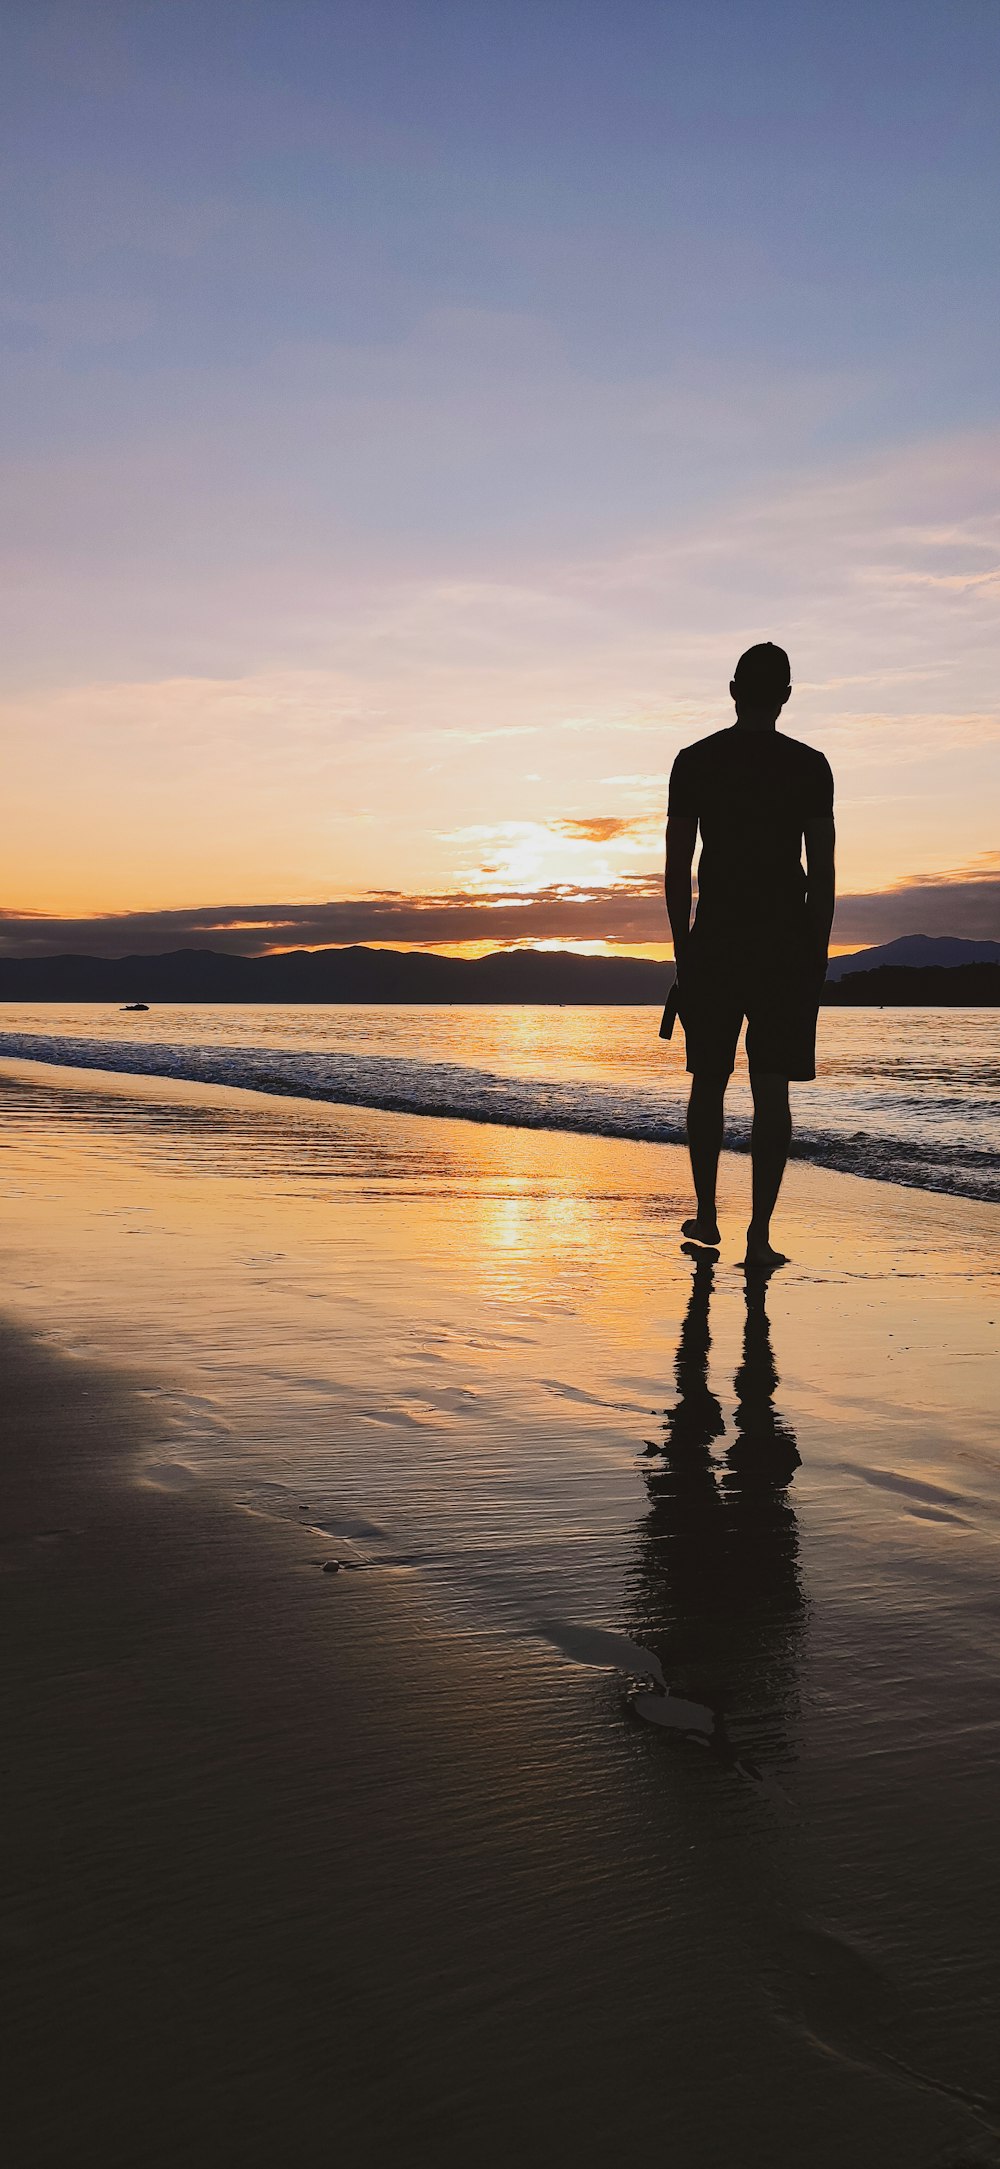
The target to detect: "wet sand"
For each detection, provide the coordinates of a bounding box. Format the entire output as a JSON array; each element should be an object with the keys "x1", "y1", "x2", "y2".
[{"x1": 2, "y1": 1059, "x2": 999, "y2": 2166}]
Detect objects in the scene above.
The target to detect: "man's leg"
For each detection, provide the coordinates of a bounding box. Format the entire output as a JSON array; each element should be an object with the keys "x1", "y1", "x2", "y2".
[
  {"x1": 746, "y1": 1071, "x2": 791, "y2": 1268},
  {"x1": 682, "y1": 1071, "x2": 727, "y2": 1247}
]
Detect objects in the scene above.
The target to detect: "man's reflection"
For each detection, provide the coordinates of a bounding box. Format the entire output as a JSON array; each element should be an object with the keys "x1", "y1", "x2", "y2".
[{"x1": 628, "y1": 1258, "x2": 804, "y2": 1766}]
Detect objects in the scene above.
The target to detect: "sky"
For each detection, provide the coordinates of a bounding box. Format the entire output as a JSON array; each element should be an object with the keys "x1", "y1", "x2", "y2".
[{"x1": 2, "y1": 0, "x2": 999, "y2": 959}]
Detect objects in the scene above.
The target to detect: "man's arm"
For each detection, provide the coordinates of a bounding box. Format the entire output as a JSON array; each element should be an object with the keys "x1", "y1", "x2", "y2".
[
  {"x1": 665, "y1": 815, "x2": 698, "y2": 971},
  {"x1": 804, "y1": 816, "x2": 836, "y2": 978}
]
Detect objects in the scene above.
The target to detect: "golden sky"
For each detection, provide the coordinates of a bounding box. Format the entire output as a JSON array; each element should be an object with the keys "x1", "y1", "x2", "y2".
[{"x1": 2, "y1": 6, "x2": 998, "y2": 960}]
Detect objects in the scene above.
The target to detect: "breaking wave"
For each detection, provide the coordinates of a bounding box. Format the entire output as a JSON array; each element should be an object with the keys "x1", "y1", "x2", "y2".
[{"x1": 0, "y1": 1029, "x2": 996, "y2": 1204}]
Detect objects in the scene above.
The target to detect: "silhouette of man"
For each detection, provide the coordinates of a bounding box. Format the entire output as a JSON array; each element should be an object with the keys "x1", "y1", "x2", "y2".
[{"x1": 664, "y1": 643, "x2": 835, "y2": 1268}]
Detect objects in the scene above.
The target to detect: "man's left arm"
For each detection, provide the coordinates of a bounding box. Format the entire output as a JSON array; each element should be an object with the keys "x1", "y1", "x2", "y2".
[
  {"x1": 665, "y1": 816, "x2": 698, "y2": 975},
  {"x1": 804, "y1": 816, "x2": 836, "y2": 981}
]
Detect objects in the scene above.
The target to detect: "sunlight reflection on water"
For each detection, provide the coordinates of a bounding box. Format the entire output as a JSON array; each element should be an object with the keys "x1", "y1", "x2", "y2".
[{"x1": 0, "y1": 1002, "x2": 997, "y2": 1198}]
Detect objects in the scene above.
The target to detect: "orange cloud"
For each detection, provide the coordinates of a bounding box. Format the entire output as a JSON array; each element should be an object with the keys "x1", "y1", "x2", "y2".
[
  {"x1": 1, "y1": 851, "x2": 997, "y2": 958},
  {"x1": 552, "y1": 816, "x2": 652, "y2": 843}
]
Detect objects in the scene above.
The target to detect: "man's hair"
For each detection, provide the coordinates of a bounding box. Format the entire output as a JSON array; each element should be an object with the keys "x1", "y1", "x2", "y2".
[{"x1": 732, "y1": 642, "x2": 791, "y2": 701}]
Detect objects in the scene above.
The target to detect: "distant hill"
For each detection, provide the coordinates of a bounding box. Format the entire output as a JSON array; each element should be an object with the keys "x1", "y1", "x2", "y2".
[
  {"x1": 0, "y1": 944, "x2": 671, "y2": 1005},
  {"x1": 822, "y1": 962, "x2": 1000, "y2": 1006},
  {"x1": 0, "y1": 940, "x2": 997, "y2": 1006},
  {"x1": 827, "y1": 935, "x2": 1000, "y2": 980}
]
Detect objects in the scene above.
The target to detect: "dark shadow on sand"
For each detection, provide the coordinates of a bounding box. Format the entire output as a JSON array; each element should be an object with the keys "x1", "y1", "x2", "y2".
[{"x1": 628, "y1": 1258, "x2": 805, "y2": 1766}]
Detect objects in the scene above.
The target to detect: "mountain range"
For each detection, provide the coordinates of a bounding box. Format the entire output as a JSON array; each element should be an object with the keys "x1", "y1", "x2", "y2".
[
  {"x1": 826, "y1": 935, "x2": 1000, "y2": 979},
  {"x1": 0, "y1": 944, "x2": 665, "y2": 1004},
  {"x1": 0, "y1": 933, "x2": 996, "y2": 1003}
]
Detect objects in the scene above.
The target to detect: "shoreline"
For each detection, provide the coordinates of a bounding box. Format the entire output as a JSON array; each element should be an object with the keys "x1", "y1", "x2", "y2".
[
  {"x1": 0, "y1": 1040, "x2": 995, "y2": 1204},
  {"x1": 2, "y1": 1067, "x2": 998, "y2": 2164}
]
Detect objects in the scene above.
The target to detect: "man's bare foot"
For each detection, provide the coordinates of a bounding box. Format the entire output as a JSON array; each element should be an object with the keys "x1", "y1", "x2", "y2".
[
  {"x1": 742, "y1": 1228, "x2": 787, "y2": 1271},
  {"x1": 682, "y1": 1214, "x2": 721, "y2": 1247}
]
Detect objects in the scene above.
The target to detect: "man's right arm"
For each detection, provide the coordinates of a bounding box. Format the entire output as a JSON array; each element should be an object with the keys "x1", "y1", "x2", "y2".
[{"x1": 665, "y1": 815, "x2": 698, "y2": 973}]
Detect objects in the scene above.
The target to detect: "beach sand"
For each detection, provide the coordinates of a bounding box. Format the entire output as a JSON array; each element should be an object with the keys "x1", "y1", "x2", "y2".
[{"x1": 2, "y1": 1056, "x2": 998, "y2": 2167}]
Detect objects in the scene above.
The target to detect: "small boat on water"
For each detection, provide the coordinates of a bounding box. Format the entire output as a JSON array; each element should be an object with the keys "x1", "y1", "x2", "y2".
[{"x1": 121, "y1": 1002, "x2": 149, "y2": 1012}]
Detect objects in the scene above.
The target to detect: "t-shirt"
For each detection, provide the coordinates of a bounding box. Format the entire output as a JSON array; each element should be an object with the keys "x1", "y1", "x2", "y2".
[{"x1": 667, "y1": 727, "x2": 834, "y2": 937}]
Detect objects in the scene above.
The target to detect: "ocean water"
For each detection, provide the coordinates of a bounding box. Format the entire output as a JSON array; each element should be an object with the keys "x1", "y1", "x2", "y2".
[{"x1": 0, "y1": 1001, "x2": 996, "y2": 1201}]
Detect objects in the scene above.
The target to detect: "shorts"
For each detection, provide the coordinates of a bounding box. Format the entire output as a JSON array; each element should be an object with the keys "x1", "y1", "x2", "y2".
[{"x1": 679, "y1": 928, "x2": 822, "y2": 1080}]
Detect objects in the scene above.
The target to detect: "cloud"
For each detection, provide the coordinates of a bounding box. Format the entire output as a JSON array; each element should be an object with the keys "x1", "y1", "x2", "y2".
[
  {"x1": 552, "y1": 816, "x2": 653, "y2": 843},
  {"x1": 2, "y1": 852, "x2": 997, "y2": 958},
  {"x1": 0, "y1": 883, "x2": 660, "y2": 958},
  {"x1": 832, "y1": 851, "x2": 1000, "y2": 946}
]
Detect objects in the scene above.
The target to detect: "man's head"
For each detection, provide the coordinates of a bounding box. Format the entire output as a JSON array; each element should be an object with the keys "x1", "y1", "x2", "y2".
[{"x1": 730, "y1": 642, "x2": 791, "y2": 726}]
